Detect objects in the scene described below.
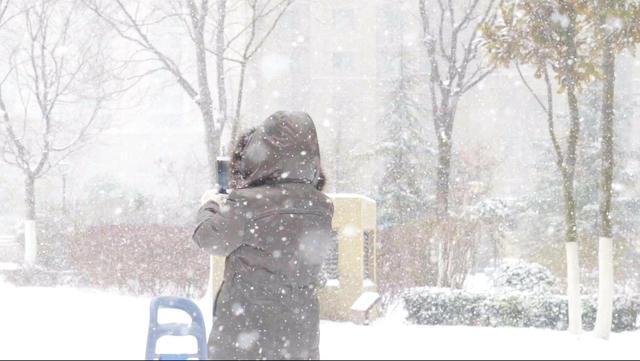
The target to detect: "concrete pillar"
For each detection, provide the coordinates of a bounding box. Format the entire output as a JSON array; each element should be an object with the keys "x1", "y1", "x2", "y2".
[{"x1": 319, "y1": 194, "x2": 379, "y2": 323}]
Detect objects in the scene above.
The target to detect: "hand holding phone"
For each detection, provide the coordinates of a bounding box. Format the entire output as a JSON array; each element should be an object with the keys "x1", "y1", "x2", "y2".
[
  {"x1": 217, "y1": 156, "x2": 231, "y2": 194},
  {"x1": 200, "y1": 189, "x2": 227, "y2": 206}
]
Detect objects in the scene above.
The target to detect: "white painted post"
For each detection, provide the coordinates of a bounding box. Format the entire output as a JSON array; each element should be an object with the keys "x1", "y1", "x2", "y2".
[
  {"x1": 24, "y1": 220, "x2": 37, "y2": 267},
  {"x1": 566, "y1": 242, "x2": 583, "y2": 334},
  {"x1": 595, "y1": 237, "x2": 614, "y2": 339}
]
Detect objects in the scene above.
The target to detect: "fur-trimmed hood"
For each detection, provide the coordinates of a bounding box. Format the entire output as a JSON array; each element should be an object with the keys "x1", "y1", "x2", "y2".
[{"x1": 232, "y1": 111, "x2": 325, "y2": 190}]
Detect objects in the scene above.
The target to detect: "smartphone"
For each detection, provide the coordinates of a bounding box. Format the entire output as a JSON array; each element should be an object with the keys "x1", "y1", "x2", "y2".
[{"x1": 217, "y1": 156, "x2": 231, "y2": 194}]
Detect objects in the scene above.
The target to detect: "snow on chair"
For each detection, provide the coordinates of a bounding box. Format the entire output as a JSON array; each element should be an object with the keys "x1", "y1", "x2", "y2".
[{"x1": 145, "y1": 297, "x2": 208, "y2": 360}]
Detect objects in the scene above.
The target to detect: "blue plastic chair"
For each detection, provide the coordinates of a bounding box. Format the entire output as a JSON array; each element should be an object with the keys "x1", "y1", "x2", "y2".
[{"x1": 145, "y1": 297, "x2": 208, "y2": 360}]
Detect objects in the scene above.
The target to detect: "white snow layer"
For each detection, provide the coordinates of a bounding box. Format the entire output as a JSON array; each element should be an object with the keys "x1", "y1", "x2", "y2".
[
  {"x1": 0, "y1": 281, "x2": 638, "y2": 360},
  {"x1": 351, "y1": 292, "x2": 381, "y2": 312}
]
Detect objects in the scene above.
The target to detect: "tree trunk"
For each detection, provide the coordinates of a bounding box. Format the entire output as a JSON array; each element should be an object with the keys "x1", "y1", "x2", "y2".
[
  {"x1": 193, "y1": 2, "x2": 219, "y2": 187},
  {"x1": 435, "y1": 120, "x2": 453, "y2": 287},
  {"x1": 25, "y1": 175, "x2": 36, "y2": 220},
  {"x1": 231, "y1": 61, "x2": 248, "y2": 143},
  {"x1": 215, "y1": 0, "x2": 228, "y2": 144},
  {"x1": 562, "y1": 171, "x2": 582, "y2": 334},
  {"x1": 564, "y1": 86, "x2": 583, "y2": 335},
  {"x1": 200, "y1": 0, "x2": 230, "y2": 307},
  {"x1": 436, "y1": 135, "x2": 452, "y2": 220},
  {"x1": 595, "y1": 39, "x2": 616, "y2": 340},
  {"x1": 561, "y1": 172, "x2": 579, "y2": 245},
  {"x1": 203, "y1": 115, "x2": 220, "y2": 187},
  {"x1": 24, "y1": 175, "x2": 38, "y2": 267},
  {"x1": 565, "y1": 241, "x2": 582, "y2": 333}
]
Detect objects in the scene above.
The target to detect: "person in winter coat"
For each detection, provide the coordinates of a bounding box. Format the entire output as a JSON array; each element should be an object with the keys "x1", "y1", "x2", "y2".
[{"x1": 193, "y1": 111, "x2": 334, "y2": 360}]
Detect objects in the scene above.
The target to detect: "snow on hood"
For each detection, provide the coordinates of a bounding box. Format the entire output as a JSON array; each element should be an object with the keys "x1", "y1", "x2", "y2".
[{"x1": 235, "y1": 111, "x2": 323, "y2": 189}]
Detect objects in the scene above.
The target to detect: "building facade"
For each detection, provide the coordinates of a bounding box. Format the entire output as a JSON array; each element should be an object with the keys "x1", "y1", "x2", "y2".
[{"x1": 240, "y1": 0, "x2": 420, "y2": 196}]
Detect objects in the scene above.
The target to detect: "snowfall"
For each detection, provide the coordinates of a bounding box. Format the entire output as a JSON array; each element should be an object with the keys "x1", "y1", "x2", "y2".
[{"x1": 1, "y1": 279, "x2": 638, "y2": 360}]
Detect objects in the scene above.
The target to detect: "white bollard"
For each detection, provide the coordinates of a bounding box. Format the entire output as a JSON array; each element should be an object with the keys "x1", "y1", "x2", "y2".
[{"x1": 24, "y1": 220, "x2": 37, "y2": 267}]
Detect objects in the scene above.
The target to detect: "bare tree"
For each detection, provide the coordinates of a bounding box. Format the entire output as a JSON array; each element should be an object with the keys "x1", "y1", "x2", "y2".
[
  {"x1": 227, "y1": 0, "x2": 293, "y2": 140},
  {"x1": 0, "y1": 0, "x2": 10, "y2": 25},
  {"x1": 0, "y1": 0, "x2": 122, "y2": 266},
  {"x1": 417, "y1": 0, "x2": 502, "y2": 287},
  {"x1": 84, "y1": 0, "x2": 294, "y2": 185}
]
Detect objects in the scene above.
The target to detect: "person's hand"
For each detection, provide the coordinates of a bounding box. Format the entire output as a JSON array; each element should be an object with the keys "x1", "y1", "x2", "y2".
[{"x1": 200, "y1": 189, "x2": 228, "y2": 206}]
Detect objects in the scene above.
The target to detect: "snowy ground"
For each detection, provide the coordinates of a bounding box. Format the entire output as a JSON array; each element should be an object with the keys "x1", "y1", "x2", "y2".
[{"x1": 0, "y1": 280, "x2": 638, "y2": 360}]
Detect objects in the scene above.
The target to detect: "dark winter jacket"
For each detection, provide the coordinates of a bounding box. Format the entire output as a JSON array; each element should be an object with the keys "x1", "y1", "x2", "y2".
[{"x1": 193, "y1": 111, "x2": 334, "y2": 360}]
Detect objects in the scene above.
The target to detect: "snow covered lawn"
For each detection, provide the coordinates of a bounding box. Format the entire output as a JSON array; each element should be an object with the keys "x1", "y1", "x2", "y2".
[{"x1": 0, "y1": 281, "x2": 637, "y2": 360}]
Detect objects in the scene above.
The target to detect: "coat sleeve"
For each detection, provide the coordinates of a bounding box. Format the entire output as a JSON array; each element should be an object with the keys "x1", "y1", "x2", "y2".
[{"x1": 192, "y1": 194, "x2": 247, "y2": 257}]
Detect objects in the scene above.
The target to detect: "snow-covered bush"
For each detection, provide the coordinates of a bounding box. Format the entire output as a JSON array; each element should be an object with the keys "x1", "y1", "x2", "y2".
[
  {"x1": 482, "y1": 294, "x2": 528, "y2": 328},
  {"x1": 491, "y1": 260, "x2": 559, "y2": 293},
  {"x1": 403, "y1": 288, "x2": 640, "y2": 333},
  {"x1": 402, "y1": 288, "x2": 486, "y2": 326}
]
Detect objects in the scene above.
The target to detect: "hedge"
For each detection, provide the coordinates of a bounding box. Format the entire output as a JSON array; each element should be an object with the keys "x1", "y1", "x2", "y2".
[
  {"x1": 2, "y1": 225, "x2": 209, "y2": 298},
  {"x1": 403, "y1": 287, "x2": 640, "y2": 333}
]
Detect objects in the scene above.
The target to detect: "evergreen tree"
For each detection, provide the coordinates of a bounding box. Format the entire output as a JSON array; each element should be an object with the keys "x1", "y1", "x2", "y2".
[{"x1": 376, "y1": 56, "x2": 432, "y2": 229}]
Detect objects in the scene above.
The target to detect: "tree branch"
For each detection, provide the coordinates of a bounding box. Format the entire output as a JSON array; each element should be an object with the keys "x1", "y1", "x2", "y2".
[
  {"x1": 50, "y1": 99, "x2": 103, "y2": 152},
  {"x1": 85, "y1": 0, "x2": 199, "y2": 100},
  {"x1": 245, "y1": 0, "x2": 293, "y2": 60},
  {"x1": 0, "y1": 85, "x2": 30, "y2": 172},
  {"x1": 542, "y1": 64, "x2": 564, "y2": 168},
  {"x1": 515, "y1": 63, "x2": 548, "y2": 113},
  {"x1": 460, "y1": 64, "x2": 495, "y2": 94},
  {"x1": 419, "y1": 0, "x2": 442, "y2": 118},
  {"x1": 0, "y1": 0, "x2": 9, "y2": 26},
  {"x1": 0, "y1": 0, "x2": 123, "y2": 181},
  {"x1": 224, "y1": 0, "x2": 291, "y2": 51}
]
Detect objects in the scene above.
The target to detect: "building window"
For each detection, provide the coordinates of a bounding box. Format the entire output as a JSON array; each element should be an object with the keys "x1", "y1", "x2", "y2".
[
  {"x1": 333, "y1": 52, "x2": 354, "y2": 73},
  {"x1": 333, "y1": 8, "x2": 355, "y2": 32},
  {"x1": 377, "y1": 51, "x2": 402, "y2": 80},
  {"x1": 376, "y1": 5, "x2": 403, "y2": 41}
]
